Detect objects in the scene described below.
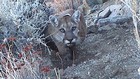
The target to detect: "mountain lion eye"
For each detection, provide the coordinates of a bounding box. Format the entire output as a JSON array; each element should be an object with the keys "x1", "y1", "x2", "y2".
[
  {"x1": 59, "y1": 28, "x2": 65, "y2": 33},
  {"x1": 71, "y1": 26, "x2": 77, "y2": 31}
]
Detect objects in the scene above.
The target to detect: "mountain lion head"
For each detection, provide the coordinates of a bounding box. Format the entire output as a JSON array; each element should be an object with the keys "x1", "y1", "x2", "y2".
[{"x1": 48, "y1": 9, "x2": 87, "y2": 47}]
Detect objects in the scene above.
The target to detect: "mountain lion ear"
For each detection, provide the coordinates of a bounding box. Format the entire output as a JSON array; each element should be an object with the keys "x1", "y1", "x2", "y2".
[
  {"x1": 72, "y1": 10, "x2": 81, "y2": 23},
  {"x1": 49, "y1": 15, "x2": 59, "y2": 27}
]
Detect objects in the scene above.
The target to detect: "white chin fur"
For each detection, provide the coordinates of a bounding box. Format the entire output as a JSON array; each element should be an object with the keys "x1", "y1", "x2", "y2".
[
  {"x1": 64, "y1": 40, "x2": 70, "y2": 44},
  {"x1": 72, "y1": 38, "x2": 76, "y2": 43},
  {"x1": 66, "y1": 44, "x2": 72, "y2": 46}
]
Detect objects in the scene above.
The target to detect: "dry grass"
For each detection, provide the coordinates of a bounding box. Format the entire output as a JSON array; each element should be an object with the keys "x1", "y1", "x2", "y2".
[
  {"x1": 0, "y1": 0, "x2": 83, "y2": 78},
  {"x1": 0, "y1": 0, "x2": 53, "y2": 78}
]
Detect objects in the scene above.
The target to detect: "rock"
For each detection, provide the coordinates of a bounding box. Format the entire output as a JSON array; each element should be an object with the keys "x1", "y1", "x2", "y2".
[
  {"x1": 97, "y1": 16, "x2": 132, "y2": 26},
  {"x1": 95, "y1": 4, "x2": 132, "y2": 26},
  {"x1": 98, "y1": 5, "x2": 122, "y2": 18},
  {"x1": 87, "y1": 25, "x2": 98, "y2": 34},
  {"x1": 86, "y1": 0, "x2": 108, "y2": 7},
  {"x1": 97, "y1": 0, "x2": 108, "y2": 4}
]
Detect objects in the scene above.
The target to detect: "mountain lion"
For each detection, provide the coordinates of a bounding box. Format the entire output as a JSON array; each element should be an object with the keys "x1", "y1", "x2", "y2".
[{"x1": 43, "y1": 8, "x2": 87, "y2": 61}]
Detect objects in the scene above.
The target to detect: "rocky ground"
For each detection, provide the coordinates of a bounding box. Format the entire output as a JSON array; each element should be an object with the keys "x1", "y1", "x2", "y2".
[{"x1": 62, "y1": 21, "x2": 140, "y2": 79}]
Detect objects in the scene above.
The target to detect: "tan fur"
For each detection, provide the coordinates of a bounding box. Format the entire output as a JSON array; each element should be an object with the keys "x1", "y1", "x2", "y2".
[
  {"x1": 44, "y1": 0, "x2": 88, "y2": 60},
  {"x1": 46, "y1": 9, "x2": 87, "y2": 57}
]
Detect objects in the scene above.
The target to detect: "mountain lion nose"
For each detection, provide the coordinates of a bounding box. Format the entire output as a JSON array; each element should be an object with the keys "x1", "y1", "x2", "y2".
[
  {"x1": 64, "y1": 38, "x2": 76, "y2": 45},
  {"x1": 67, "y1": 38, "x2": 73, "y2": 42}
]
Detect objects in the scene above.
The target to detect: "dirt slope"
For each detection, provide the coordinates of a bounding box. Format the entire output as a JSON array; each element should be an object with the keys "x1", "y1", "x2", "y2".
[{"x1": 62, "y1": 21, "x2": 140, "y2": 79}]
